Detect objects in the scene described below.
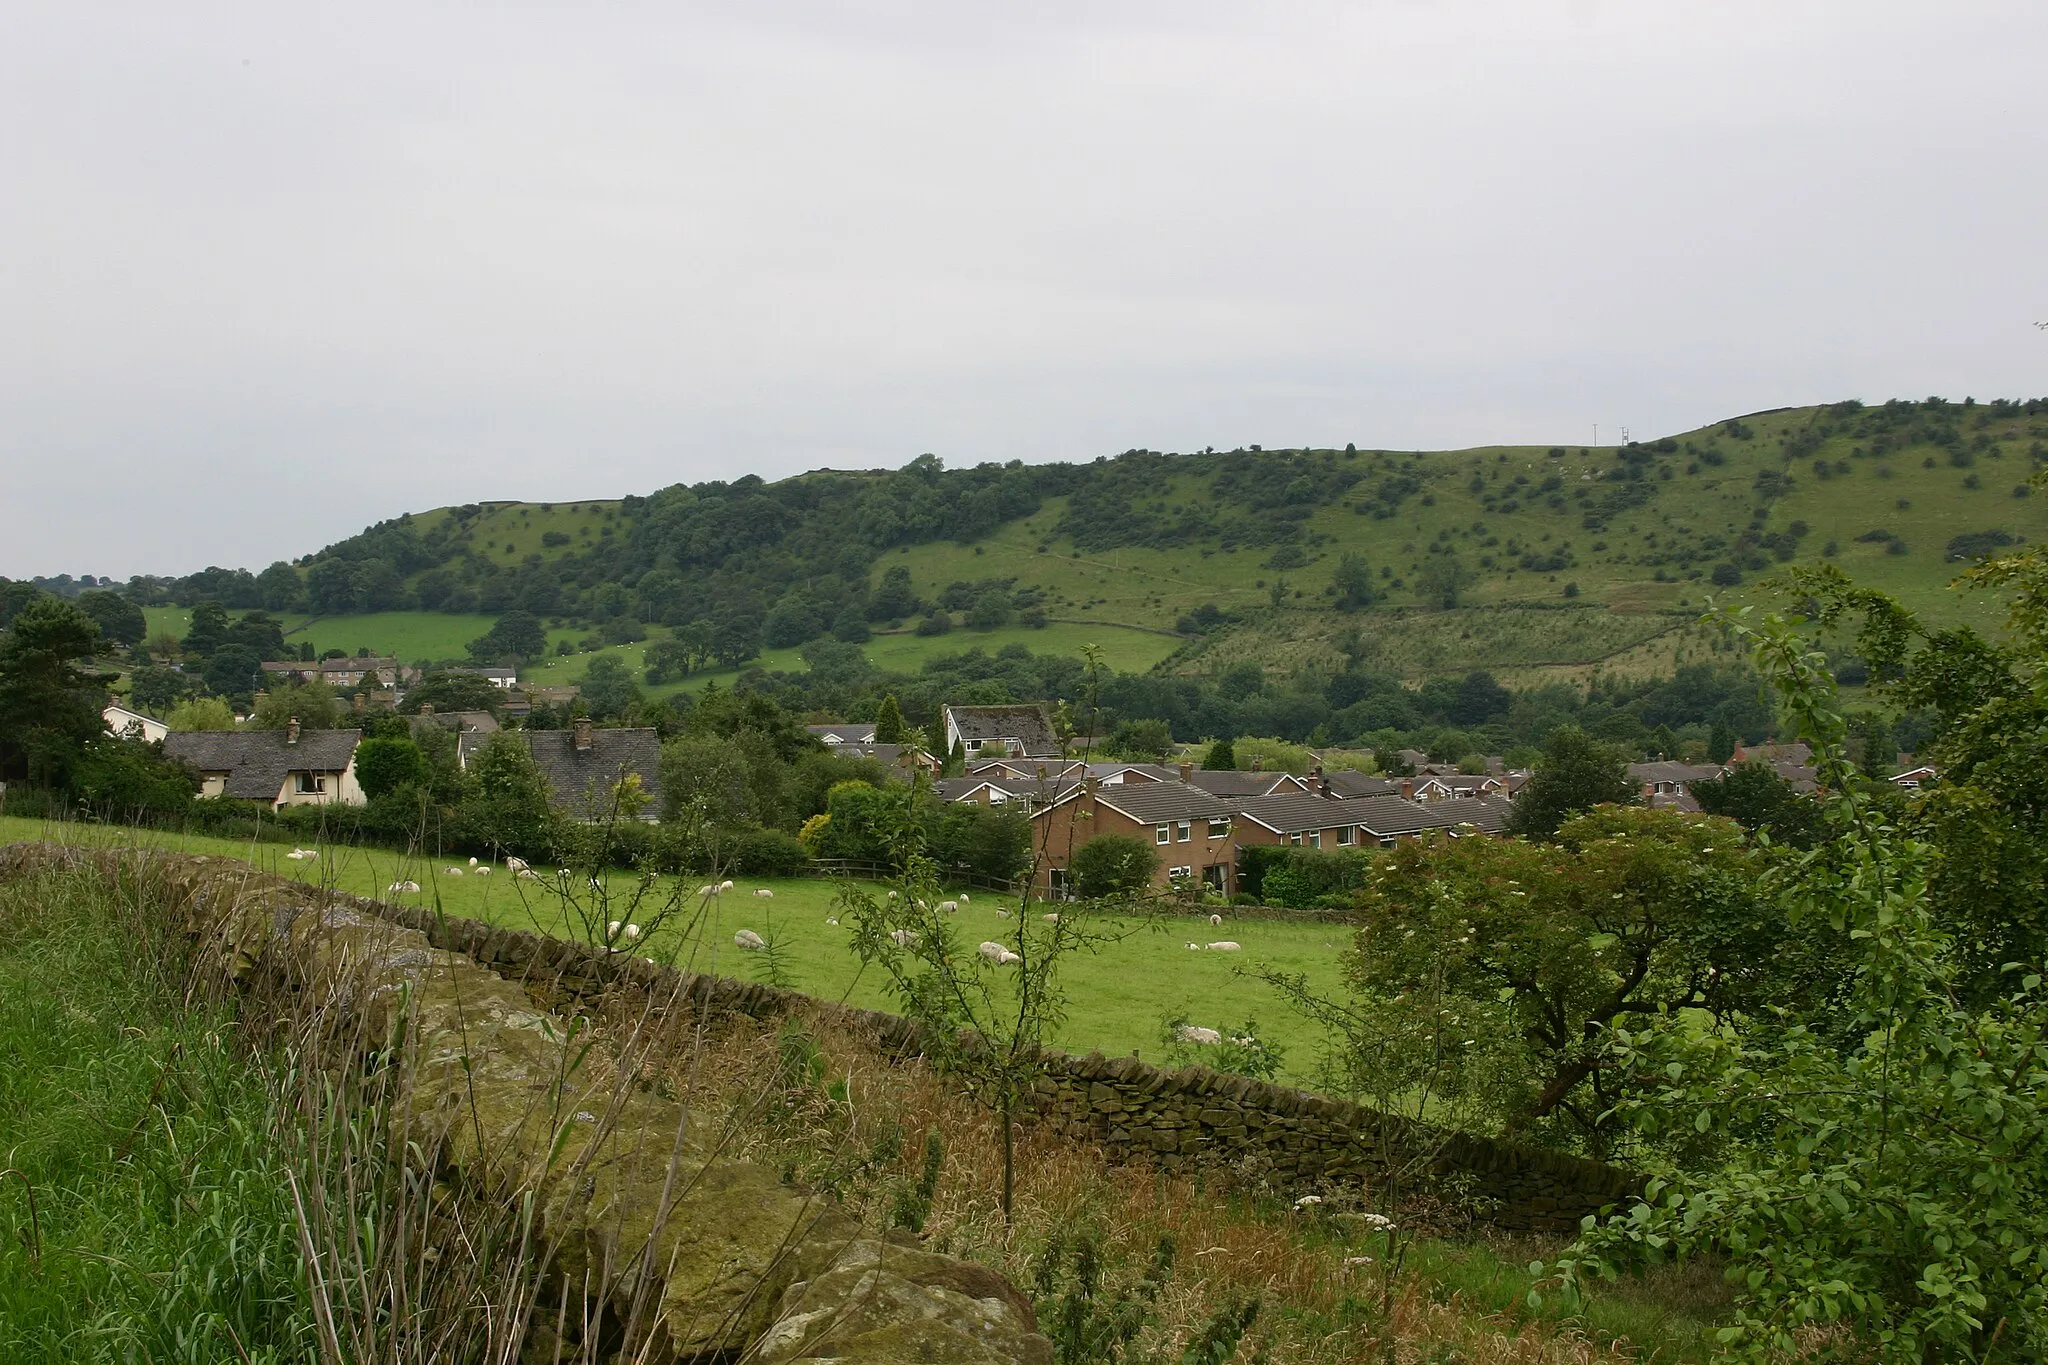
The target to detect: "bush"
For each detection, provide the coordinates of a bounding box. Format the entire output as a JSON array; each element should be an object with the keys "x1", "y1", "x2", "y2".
[
  {"x1": 718, "y1": 825, "x2": 808, "y2": 877},
  {"x1": 1068, "y1": 835, "x2": 1157, "y2": 900},
  {"x1": 914, "y1": 612, "x2": 954, "y2": 637}
]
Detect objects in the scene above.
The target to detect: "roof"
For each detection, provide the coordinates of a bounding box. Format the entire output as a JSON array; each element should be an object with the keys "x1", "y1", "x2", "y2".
[
  {"x1": 460, "y1": 728, "x2": 664, "y2": 819},
  {"x1": 1736, "y1": 742, "x2": 1813, "y2": 765},
  {"x1": 944, "y1": 704, "x2": 1062, "y2": 757},
  {"x1": 1319, "y1": 771, "x2": 1400, "y2": 798},
  {"x1": 163, "y1": 729, "x2": 362, "y2": 800},
  {"x1": 808, "y1": 723, "x2": 877, "y2": 744},
  {"x1": 1186, "y1": 770, "x2": 1310, "y2": 797},
  {"x1": 939, "y1": 773, "x2": 1085, "y2": 805},
  {"x1": 1233, "y1": 791, "x2": 1511, "y2": 838},
  {"x1": 410, "y1": 710, "x2": 500, "y2": 741},
  {"x1": 1628, "y1": 761, "x2": 1725, "y2": 786},
  {"x1": 1089, "y1": 782, "x2": 1238, "y2": 825}
]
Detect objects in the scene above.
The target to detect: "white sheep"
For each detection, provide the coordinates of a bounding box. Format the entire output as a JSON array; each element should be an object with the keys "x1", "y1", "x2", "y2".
[
  {"x1": 468, "y1": 856, "x2": 478, "y2": 867},
  {"x1": 505, "y1": 856, "x2": 530, "y2": 873},
  {"x1": 1042, "y1": 913, "x2": 1060, "y2": 923},
  {"x1": 607, "y1": 920, "x2": 623, "y2": 938},
  {"x1": 1205, "y1": 941, "x2": 1242, "y2": 952},
  {"x1": 1174, "y1": 1025, "x2": 1222, "y2": 1045},
  {"x1": 517, "y1": 869, "x2": 541, "y2": 881},
  {"x1": 978, "y1": 941, "x2": 1022, "y2": 966},
  {"x1": 444, "y1": 867, "x2": 464, "y2": 877},
  {"x1": 825, "y1": 917, "x2": 839, "y2": 927},
  {"x1": 754, "y1": 888, "x2": 774, "y2": 898},
  {"x1": 959, "y1": 893, "x2": 971, "y2": 904},
  {"x1": 1209, "y1": 913, "x2": 1223, "y2": 926},
  {"x1": 940, "y1": 900, "x2": 959, "y2": 914},
  {"x1": 387, "y1": 880, "x2": 420, "y2": 894},
  {"x1": 719, "y1": 879, "x2": 735, "y2": 893},
  {"x1": 623, "y1": 923, "x2": 641, "y2": 940},
  {"x1": 1186, "y1": 942, "x2": 1202, "y2": 950},
  {"x1": 734, "y1": 929, "x2": 767, "y2": 951},
  {"x1": 285, "y1": 848, "x2": 317, "y2": 861},
  {"x1": 697, "y1": 885, "x2": 718, "y2": 897},
  {"x1": 473, "y1": 865, "x2": 492, "y2": 877},
  {"x1": 995, "y1": 909, "x2": 1011, "y2": 919},
  {"x1": 889, "y1": 928, "x2": 920, "y2": 948},
  {"x1": 887, "y1": 890, "x2": 899, "y2": 901}
]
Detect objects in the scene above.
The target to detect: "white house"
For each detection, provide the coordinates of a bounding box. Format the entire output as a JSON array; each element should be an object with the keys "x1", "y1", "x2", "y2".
[{"x1": 103, "y1": 703, "x2": 168, "y2": 744}]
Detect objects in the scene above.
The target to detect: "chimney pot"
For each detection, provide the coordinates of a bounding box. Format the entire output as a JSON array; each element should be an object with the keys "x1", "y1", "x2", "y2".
[
  {"x1": 1399, "y1": 778, "x2": 1414, "y2": 800},
  {"x1": 286, "y1": 717, "x2": 300, "y2": 745},
  {"x1": 1178, "y1": 760, "x2": 1193, "y2": 783},
  {"x1": 573, "y1": 717, "x2": 594, "y2": 751}
]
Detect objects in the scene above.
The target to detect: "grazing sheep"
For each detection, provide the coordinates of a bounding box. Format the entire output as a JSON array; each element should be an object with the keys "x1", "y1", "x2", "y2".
[
  {"x1": 1174, "y1": 1025, "x2": 1222, "y2": 1045},
  {"x1": 959, "y1": 893, "x2": 971, "y2": 904},
  {"x1": 285, "y1": 848, "x2": 317, "y2": 861},
  {"x1": 718, "y1": 880, "x2": 735, "y2": 893},
  {"x1": 940, "y1": 900, "x2": 959, "y2": 914},
  {"x1": 977, "y1": 941, "x2": 1022, "y2": 966},
  {"x1": 444, "y1": 867, "x2": 464, "y2": 877},
  {"x1": 734, "y1": 929, "x2": 767, "y2": 951},
  {"x1": 607, "y1": 920, "x2": 623, "y2": 938},
  {"x1": 994, "y1": 909, "x2": 1011, "y2": 919},
  {"x1": 697, "y1": 885, "x2": 718, "y2": 897},
  {"x1": 825, "y1": 917, "x2": 839, "y2": 927},
  {"x1": 387, "y1": 880, "x2": 420, "y2": 894},
  {"x1": 889, "y1": 928, "x2": 920, "y2": 948},
  {"x1": 516, "y1": 869, "x2": 541, "y2": 881},
  {"x1": 1186, "y1": 942, "x2": 1202, "y2": 951},
  {"x1": 1209, "y1": 913, "x2": 1223, "y2": 927},
  {"x1": 754, "y1": 888, "x2": 774, "y2": 898},
  {"x1": 1205, "y1": 941, "x2": 1242, "y2": 952},
  {"x1": 468, "y1": 856, "x2": 478, "y2": 867},
  {"x1": 887, "y1": 890, "x2": 899, "y2": 901},
  {"x1": 623, "y1": 924, "x2": 641, "y2": 940},
  {"x1": 1042, "y1": 913, "x2": 1060, "y2": 923},
  {"x1": 473, "y1": 865, "x2": 492, "y2": 877},
  {"x1": 505, "y1": 856, "x2": 530, "y2": 873}
]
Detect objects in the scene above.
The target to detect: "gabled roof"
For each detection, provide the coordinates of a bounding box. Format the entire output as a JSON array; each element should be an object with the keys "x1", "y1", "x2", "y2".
[
  {"x1": 1234, "y1": 791, "x2": 1510, "y2": 838},
  {"x1": 1628, "y1": 761, "x2": 1725, "y2": 786},
  {"x1": 808, "y1": 723, "x2": 877, "y2": 744},
  {"x1": 163, "y1": 729, "x2": 362, "y2": 800},
  {"x1": 1319, "y1": 771, "x2": 1400, "y2": 798},
  {"x1": 1088, "y1": 782, "x2": 1238, "y2": 825},
  {"x1": 1186, "y1": 770, "x2": 1310, "y2": 797},
  {"x1": 459, "y1": 728, "x2": 664, "y2": 819},
  {"x1": 943, "y1": 704, "x2": 1062, "y2": 757}
]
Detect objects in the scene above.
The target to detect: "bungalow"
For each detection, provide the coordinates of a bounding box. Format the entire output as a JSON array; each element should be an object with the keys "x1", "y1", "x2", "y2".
[
  {"x1": 1627, "y1": 760, "x2": 1726, "y2": 811},
  {"x1": 942, "y1": 704, "x2": 1063, "y2": 760},
  {"x1": 458, "y1": 718, "x2": 662, "y2": 821},
  {"x1": 808, "y1": 722, "x2": 878, "y2": 746},
  {"x1": 162, "y1": 721, "x2": 364, "y2": 809},
  {"x1": 1028, "y1": 779, "x2": 1241, "y2": 898},
  {"x1": 103, "y1": 702, "x2": 168, "y2": 743}
]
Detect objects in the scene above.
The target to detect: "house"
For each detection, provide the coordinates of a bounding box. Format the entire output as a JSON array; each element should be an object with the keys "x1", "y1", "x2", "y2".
[
  {"x1": 1029, "y1": 779, "x2": 1241, "y2": 898},
  {"x1": 965, "y1": 756, "x2": 1088, "y2": 782},
  {"x1": 103, "y1": 703, "x2": 168, "y2": 743},
  {"x1": 941, "y1": 704, "x2": 1063, "y2": 760},
  {"x1": 408, "y1": 705, "x2": 500, "y2": 744},
  {"x1": 1627, "y1": 760, "x2": 1726, "y2": 812},
  {"x1": 163, "y1": 722, "x2": 364, "y2": 808},
  {"x1": 1730, "y1": 743, "x2": 1819, "y2": 794},
  {"x1": 1890, "y1": 762, "x2": 1939, "y2": 790},
  {"x1": 808, "y1": 722, "x2": 878, "y2": 746},
  {"x1": 1231, "y1": 791, "x2": 1509, "y2": 853},
  {"x1": 261, "y1": 656, "x2": 410, "y2": 690},
  {"x1": 500, "y1": 685, "x2": 580, "y2": 719},
  {"x1": 1185, "y1": 769, "x2": 1317, "y2": 799},
  {"x1": 451, "y1": 666, "x2": 520, "y2": 689},
  {"x1": 458, "y1": 718, "x2": 662, "y2": 821}
]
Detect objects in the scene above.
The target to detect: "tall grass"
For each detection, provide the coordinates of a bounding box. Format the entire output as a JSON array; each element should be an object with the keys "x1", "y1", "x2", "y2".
[{"x1": 0, "y1": 855, "x2": 315, "y2": 1362}]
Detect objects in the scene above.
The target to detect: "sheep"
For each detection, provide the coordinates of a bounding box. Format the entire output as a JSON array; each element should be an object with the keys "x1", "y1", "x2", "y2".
[
  {"x1": 1042, "y1": 913, "x2": 1060, "y2": 923},
  {"x1": 977, "y1": 941, "x2": 1021, "y2": 966},
  {"x1": 697, "y1": 885, "x2": 718, "y2": 897},
  {"x1": 473, "y1": 865, "x2": 492, "y2": 877},
  {"x1": 718, "y1": 880, "x2": 735, "y2": 893},
  {"x1": 940, "y1": 900, "x2": 959, "y2": 914},
  {"x1": 1174, "y1": 1025, "x2": 1222, "y2": 1045},
  {"x1": 1205, "y1": 941, "x2": 1242, "y2": 952},
  {"x1": 623, "y1": 923, "x2": 641, "y2": 940},
  {"x1": 825, "y1": 917, "x2": 839, "y2": 927},
  {"x1": 734, "y1": 929, "x2": 767, "y2": 951},
  {"x1": 285, "y1": 848, "x2": 318, "y2": 861},
  {"x1": 387, "y1": 880, "x2": 421, "y2": 894},
  {"x1": 889, "y1": 928, "x2": 920, "y2": 948},
  {"x1": 1186, "y1": 942, "x2": 1202, "y2": 951},
  {"x1": 887, "y1": 890, "x2": 899, "y2": 901},
  {"x1": 1209, "y1": 913, "x2": 1223, "y2": 927},
  {"x1": 959, "y1": 893, "x2": 971, "y2": 904},
  {"x1": 517, "y1": 869, "x2": 541, "y2": 881},
  {"x1": 468, "y1": 856, "x2": 478, "y2": 867},
  {"x1": 444, "y1": 867, "x2": 464, "y2": 877},
  {"x1": 753, "y1": 888, "x2": 774, "y2": 898},
  {"x1": 505, "y1": 856, "x2": 530, "y2": 873},
  {"x1": 607, "y1": 920, "x2": 623, "y2": 938},
  {"x1": 995, "y1": 909, "x2": 1011, "y2": 919}
]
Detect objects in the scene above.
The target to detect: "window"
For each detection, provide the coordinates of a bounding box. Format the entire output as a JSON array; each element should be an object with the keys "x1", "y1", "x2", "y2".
[
  {"x1": 294, "y1": 772, "x2": 326, "y2": 795},
  {"x1": 1308, "y1": 830, "x2": 1322, "y2": 849},
  {"x1": 1336, "y1": 827, "x2": 1356, "y2": 846},
  {"x1": 1379, "y1": 837, "x2": 1397, "y2": 849},
  {"x1": 1287, "y1": 832, "x2": 1303, "y2": 846},
  {"x1": 1175, "y1": 820, "x2": 1192, "y2": 843},
  {"x1": 1207, "y1": 818, "x2": 1231, "y2": 839},
  {"x1": 1155, "y1": 825, "x2": 1171, "y2": 845},
  {"x1": 1202, "y1": 864, "x2": 1228, "y2": 892},
  {"x1": 1168, "y1": 865, "x2": 1193, "y2": 880}
]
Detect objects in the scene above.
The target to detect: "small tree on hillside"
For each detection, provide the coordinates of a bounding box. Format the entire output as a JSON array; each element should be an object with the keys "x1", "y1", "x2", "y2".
[
  {"x1": 1505, "y1": 725, "x2": 1638, "y2": 839},
  {"x1": 1332, "y1": 552, "x2": 1378, "y2": 611},
  {"x1": 1203, "y1": 736, "x2": 1238, "y2": 771}
]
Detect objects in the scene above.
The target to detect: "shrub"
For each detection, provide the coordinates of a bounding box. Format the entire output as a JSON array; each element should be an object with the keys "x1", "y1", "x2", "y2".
[{"x1": 1068, "y1": 835, "x2": 1157, "y2": 900}]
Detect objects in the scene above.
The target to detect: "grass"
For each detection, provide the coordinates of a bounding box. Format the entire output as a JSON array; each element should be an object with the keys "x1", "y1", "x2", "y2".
[
  {"x1": 0, "y1": 815, "x2": 1350, "y2": 1084},
  {"x1": 0, "y1": 853, "x2": 314, "y2": 1362}
]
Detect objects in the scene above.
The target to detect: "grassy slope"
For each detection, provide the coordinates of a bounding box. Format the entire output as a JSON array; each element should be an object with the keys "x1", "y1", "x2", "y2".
[{"x1": 0, "y1": 816, "x2": 1346, "y2": 1082}]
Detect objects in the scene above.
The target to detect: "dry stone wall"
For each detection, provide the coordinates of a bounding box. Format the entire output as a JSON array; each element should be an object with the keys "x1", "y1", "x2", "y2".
[{"x1": 345, "y1": 891, "x2": 1641, "y2": 1235}]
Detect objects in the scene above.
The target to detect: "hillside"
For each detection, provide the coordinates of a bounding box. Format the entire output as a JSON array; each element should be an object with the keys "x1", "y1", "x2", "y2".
[{"x1": 109, "y1": 397, "x2": 2048, "y2": 693}]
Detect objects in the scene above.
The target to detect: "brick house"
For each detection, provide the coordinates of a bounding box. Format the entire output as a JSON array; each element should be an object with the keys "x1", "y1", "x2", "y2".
[{"x1": 1028, "y1": 780, "x2": 1241, "y2": 898}]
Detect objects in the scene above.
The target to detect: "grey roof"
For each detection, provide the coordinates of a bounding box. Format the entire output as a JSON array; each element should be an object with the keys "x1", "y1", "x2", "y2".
[
  {"x1": 1628, "y1": 761, "x2": 1725, "y2": 786},
  {"x1": 1319, "y1": 771, "x2": 1400, "y2": 798},
  {"x1": 1090, "y1": 782, "x2": 1238, "y2": 825},
  {"x1": 1186, "y1": 770, "x2": 1309, "y2": 797},
  {"x1": 461, "y1": 727, "x2": 663, "y2": 819},
  {"x1": 163, "y1": 728, "x2": 362, "y2": 801},
  {"x1": 944, "y1": 704, "x2": 1062, "y2": 757},
  {"x1": 939, "y1": 773, "x2": 1084, "y2": 804},
  {"x1": 1233, "y1": 791, "x2": 1509, "y2": 838},
  {"x1": 808, "y1": 722, "x2": 878, "y2": 743},
  {"x1": 411, "y1": 710, "x2": 500, "y2": 739}
]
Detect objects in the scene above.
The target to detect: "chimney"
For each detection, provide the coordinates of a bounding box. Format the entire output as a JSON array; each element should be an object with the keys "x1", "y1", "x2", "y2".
[
  {"x1": 1399, "y1": 777, "x2": 1414, "y2": 800},
  {"x1": 1178, "y1": 760, "x2": 1193, "y2": 784},
  {"x1": 1319, "y1": 773, "x2": 1332, "y2": 798},
  {"x1": 286, "y1": 717, "x2": 300, "y2": 745},
  {"x1": 352, "y1": 692, "x2": 366, "y2": 713},
  {"x1": 1251, "y1": 757, "x2": 1264, "y2": 772},
  {"x1": 573, "y1": 717, "x2": 594, "y2": 751},
  {"x1": 419, "y1": 702, "x2": 434, "y2": 716}
]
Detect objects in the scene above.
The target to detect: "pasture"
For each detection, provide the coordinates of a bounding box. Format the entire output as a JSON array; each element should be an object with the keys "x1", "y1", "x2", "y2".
[{"x1": 0, "y1": 816, "x2": 1348, "y2": 1084}]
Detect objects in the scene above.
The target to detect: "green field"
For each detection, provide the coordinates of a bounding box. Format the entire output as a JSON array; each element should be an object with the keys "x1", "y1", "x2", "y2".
[{"x1": 0, "y1": 817, "x2": 1347, "y2": 1083}]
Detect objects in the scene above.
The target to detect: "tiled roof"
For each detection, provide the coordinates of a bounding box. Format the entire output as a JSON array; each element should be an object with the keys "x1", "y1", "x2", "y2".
[
  {"x1": 163, "y1": 728, "x2": 361, "y2": 801},
  {"x1": 460, "y1": 727, "x2": 663, "y2": 819},
  {"x1": 1628, "y1": 761, "x2": 1725, "y2": 786},
  {"x1": 1234, "y1": 792, "x2": 1511, "y2": 838},
  {"x1": 1320, "y1": 771, "x2": 1400, "y2": 798},
  {"x1": 1186, "y1": 770, "x2": 1308, "y2": 797},
  {"x1": 1090, "y1": 782, "x2": 1238, "y2": 825},
  {"x1": 944, "y1": 704, "x2": 1062, "y2": 756},
  {"x1": 808, "y1": 723, "x2": 878, "y2": 743}
]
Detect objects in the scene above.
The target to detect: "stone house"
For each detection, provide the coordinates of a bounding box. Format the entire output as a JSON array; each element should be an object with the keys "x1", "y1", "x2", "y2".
[
  {"x1": 941, "y1": 703, "x2": 1063, "y2": 760},
  {"x1": 162, "y1": 722, "x2": 365, "y2": 809},
  {"x1": 459, "y1": 718, "x2": 662, "y2": 821}
]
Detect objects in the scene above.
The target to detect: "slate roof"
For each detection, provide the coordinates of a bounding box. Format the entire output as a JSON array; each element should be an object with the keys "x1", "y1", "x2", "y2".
[
  {"x1": 1233, "y1": 792, "x2": 1511, "y2": 838},
  {"x1": 163, "y1": 729, "x2": 362, "y2": 801},
  {"x1": 459, "y1": 728, "x2": 664, "y2": 819},
  {"x1": 943, "y1": 704, "x2": 1062, "y2": 757},
  {"x1": 1090, "y1": 782, "x2": 1238, "y2": 825},
  {"x1": 1319, "y1": 771, "x2": 1401, "y2": 798},
  {"x1": 808, "y1": 723, "x2": 878, "y2": 744},
  {"x1": 1628, "y1": 761, "x2": 1725, "y2": 787},
  {"x1": 1186, "y1": 770, "x2": 1310, "y2": 797}
]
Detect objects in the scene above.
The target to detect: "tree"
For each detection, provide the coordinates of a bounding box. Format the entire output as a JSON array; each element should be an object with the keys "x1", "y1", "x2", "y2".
[
  {"x1": 831, "y1": 604, "x2": 872, "y2": 644},
  {"x1": 460, "y1": 732, "x2": 556, "y2": 855},
  {"x1": 1448, "y1": 670, "x2": 1511, "y2": 726},
  {"x1": 1689, "y1": 759, "x2": 1822, "y2": 847},
  {"x1": 642, "y1": 636, "x2": 694, "y2": 685},
  {"x1": 1203, "y1": 736, "x2": 1238, "y2": 771},
  {"x1": 869, "y1": 564, "x2": 922, "y2": 621},
  {"x1": 873, "y1": 694, "x2": 907, "y2": 744},
  {"x1": 353, "y1": 737, "x2": 430, "y2": 801},
  {"x1": 1068, "y1": 834, "x2": 1157, "y2": 900},
  {"x1": 1106, "y1": 718, "x2": 1173, "y2": 762},
  {"x1": 128, "y1": 665, "x2": 195, "y2": 716},
  {"x1": 256, "y1": 561, "x2": 307, "y2": 612},
  {"x1": 709, "y1": 608, "x2": 761, "y2": 667},
  {"x1": 202, "y1": 645, "x2": 263, "y2": 703},
  {"x1": 0, "y1": 598, "x2": 109, "y2": 783},
  {"x1": 402, "y1": 670, "x2": 506, "y2": 716},
  {"x1": 168, "y1": 697, "x2": 237, "y2": 731},
  {"x1": 579, "y1": 654, "x2": 640, "y2": 720},
  {"x1": 1332, "y1": 552, "x2": 1378, "y2": 610},
  {"x1": 967, "y1": 589, "x2": 1013, "y2": 630},
  {"x1": 1415, "y1": 554, "x2": 1473, "y2": 609},
  {"x1": 72, "y1": 736, "x2": 198, "y2": 817},
  {"x1": 467, "y1": 610, "x2": 547, "y2": 664},
  {"x1": 1505, "y1": 724, "x2": 1637, "y2": 838},
  {"x1": 76, "y1": 589, "x2": 146, "y2": 648},
  {"x1": 249, "y1": 681, "x2": 343, "y2": 730},
  {"x1": 182, "y1": 600, "x2": 231, "y2": 659},
  {"x1": 659, "y1": 734, "x2": 764, "y2": 828},
  {"x1": 1707, "y1": 719, "x2": 1737, "y2": 763}
]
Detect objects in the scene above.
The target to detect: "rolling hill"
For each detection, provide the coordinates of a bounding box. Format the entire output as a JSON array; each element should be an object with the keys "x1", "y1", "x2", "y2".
[{"x1": 112, "y1": 398, "x2": 2048, "y2": 692}]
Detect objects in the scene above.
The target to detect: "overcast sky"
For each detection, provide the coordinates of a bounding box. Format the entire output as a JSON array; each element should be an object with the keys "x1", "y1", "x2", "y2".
[{"x1": 4, "y1": 2, "x2": 2044, "y2": 580}]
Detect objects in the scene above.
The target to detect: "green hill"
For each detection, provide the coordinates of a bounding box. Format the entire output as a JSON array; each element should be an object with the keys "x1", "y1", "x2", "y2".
[{"x1": 117, "y1": 398, "x2": 2046, "y2": 691}]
